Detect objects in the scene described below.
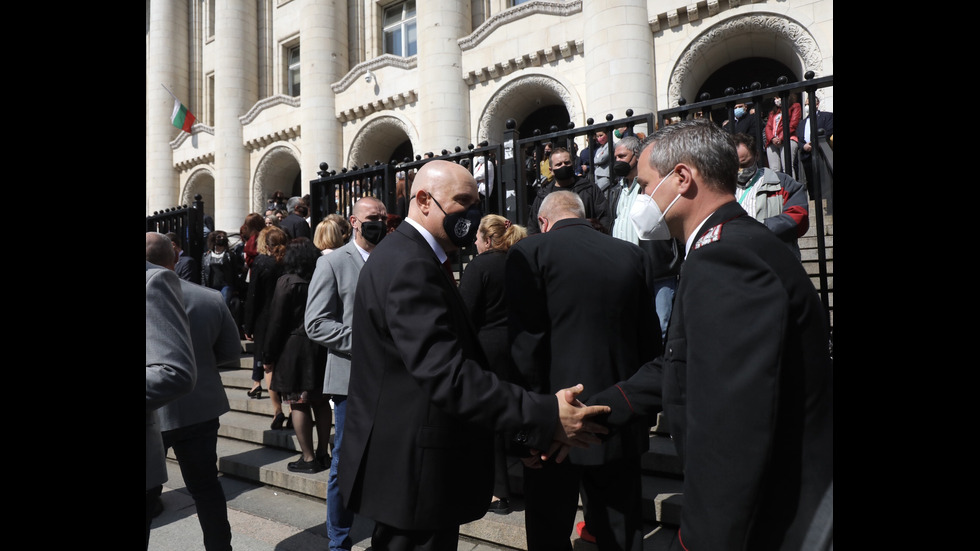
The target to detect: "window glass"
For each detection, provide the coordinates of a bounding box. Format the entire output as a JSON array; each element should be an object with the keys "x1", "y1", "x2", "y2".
[
  {"x1": 383, "y1": 1, "x2": 417, "y2": 57},
  {"x1": 288, "y1": 46, "x2": 301, "y2": 97},
  {"x1": 406, "y1": 21, "x2": 417, "y2": 56}
]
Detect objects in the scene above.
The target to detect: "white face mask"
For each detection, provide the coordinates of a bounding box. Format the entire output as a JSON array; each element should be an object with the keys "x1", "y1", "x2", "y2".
[{"x1": 630, "y1": 169, "x2": 680, "y2": 240}]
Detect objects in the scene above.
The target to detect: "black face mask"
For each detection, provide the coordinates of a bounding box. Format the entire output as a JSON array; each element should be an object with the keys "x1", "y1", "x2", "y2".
[
  {"x1": 359, "y1": 220, "x2": 387, "y2": 246},
  {"x1": 613, "y1": 160, "x2": 633, "y2": 177},
  {"x1": 553, "y1": 165, "x2": 574, "y2": 181},
  {"x1": 429, "y1": 194, "x2": 482, "y2": 248}
]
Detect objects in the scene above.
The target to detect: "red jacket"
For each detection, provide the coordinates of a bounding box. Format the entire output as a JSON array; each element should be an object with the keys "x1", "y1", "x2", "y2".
[{"x1": 765, "y1": 103, "x2": 801, "y2": 146}]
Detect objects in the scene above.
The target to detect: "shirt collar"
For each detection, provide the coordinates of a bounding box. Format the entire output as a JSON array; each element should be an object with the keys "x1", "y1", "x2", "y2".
[
  {"x1": 404, "y1": 217, "x2": 448, "y2": 264},
  {"x1": 353, "y1": 240, "x2": 371, "y2": 263}
]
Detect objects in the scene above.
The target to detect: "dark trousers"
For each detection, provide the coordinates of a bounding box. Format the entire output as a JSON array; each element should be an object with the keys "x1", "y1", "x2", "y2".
[
  {"x1": 161, "y1": 418, "x2": 232, "y2": 551},
  {"x1": 523, "y1": 455, "x2": 643, "y2": 551},
  {"x1": 371, "y1": 521, "x2": 459, "y2": 551}
]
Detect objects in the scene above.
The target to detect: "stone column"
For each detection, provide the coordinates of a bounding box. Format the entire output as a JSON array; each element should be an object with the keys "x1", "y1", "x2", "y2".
[
  {"x1": 146, "y1": 0, "x2": 189, "y2": 214},
  {"x1": 214, "y1": 0, "x2": 257, "y2": 232},
  {"x1": 583, "y1": 0, "x2": 656, "y2": 122},
  {"x1": 416, "y1": 3, "x2": 470, "y2": 154},
  {"x1": 301, "y1": 0, "x2": 347, "y2": 190}
]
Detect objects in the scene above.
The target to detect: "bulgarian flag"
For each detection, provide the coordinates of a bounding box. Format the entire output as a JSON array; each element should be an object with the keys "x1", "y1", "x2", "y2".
[
  {"x1": 171, "y1": 99, "x2": 196, "y2": 133},
  {"x1": 163, "y1": 84, "x2": 196, "y2": 133}
]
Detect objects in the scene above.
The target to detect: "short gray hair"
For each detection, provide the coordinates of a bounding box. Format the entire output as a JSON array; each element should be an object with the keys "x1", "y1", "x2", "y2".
[
  {"x1": 644, "y1": 119, "x2": 738, "y2": 194},
  {"x1": 615, "y1": 135, "x2": 642, "y2": 157},
  {"x1": 539, "y1": 190, "x2": 585, "y2": 220}
]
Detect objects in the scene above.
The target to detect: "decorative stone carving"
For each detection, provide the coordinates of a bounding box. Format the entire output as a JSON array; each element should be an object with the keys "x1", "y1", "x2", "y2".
[
  {"x1": 459, "y1": 0, "x2": 583, "y2": 51},
  {"x1": 239, "y1": 94, "x2": 301, "y2": 125},
  {"x1": 171, "y1": 124, "x2": 214, "y2": 149},
  {"x1": 666, "y1": 14, "x2": 825, "y2": 108},
  {"x1": 332, "y1": 54, "x2": 418, "y2": 93},
  {"x1": 253, "y1": 145, "x2": 300, "y2": 212},
  {"x1": 175, "y1": 152, "x2": 216, "y2": 173},
  {"x1": 476, "y1": 75, "x2": 576, "y2": 145},
  {"x1": 348, "y1": 116, "x2": 412, "y2": 168},
  {"x1": 337, "y1": 90, "x2": 419, "y2": 123}
]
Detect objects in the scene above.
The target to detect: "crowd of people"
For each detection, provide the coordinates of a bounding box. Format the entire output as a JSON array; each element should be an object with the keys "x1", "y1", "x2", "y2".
[{"x1": 147, "y1": 111, "x2": 833, "y2": 551}]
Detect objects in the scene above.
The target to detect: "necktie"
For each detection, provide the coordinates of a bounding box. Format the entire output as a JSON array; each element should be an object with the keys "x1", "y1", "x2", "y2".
[{"x1": 442, "y1": 259, "x2": 457, "y2": 287}]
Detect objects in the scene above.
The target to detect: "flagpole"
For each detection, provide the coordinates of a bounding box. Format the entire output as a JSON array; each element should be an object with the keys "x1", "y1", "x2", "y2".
[{"x1": 161, "y1": 84, "x2": 179, "y2": 102}]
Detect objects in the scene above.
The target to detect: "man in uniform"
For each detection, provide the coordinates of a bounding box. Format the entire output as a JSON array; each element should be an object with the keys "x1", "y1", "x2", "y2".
[{"x1": 589, "y1": 120, "x2": 833, "y2": 550}]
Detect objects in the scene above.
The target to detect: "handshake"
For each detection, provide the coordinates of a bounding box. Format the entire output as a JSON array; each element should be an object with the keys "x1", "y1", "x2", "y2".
[{"x1": 525, "y1": 384, "x2": 610, "y2": 468}]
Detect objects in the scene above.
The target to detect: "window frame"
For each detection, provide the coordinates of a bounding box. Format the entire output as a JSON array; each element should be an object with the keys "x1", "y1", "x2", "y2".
[
  {"x1": 286, "y1": 43, "x2": 301, "y2": 97},
  {"x1": 382, "y1": 1, "x2": 417, "y2": 58}
]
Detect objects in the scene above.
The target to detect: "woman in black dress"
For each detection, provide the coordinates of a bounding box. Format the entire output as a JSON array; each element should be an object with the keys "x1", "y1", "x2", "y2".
[
  {"x1": 264, "y1": 238, "x2": 330, "y2": 473},
  {"x1": 458, "y1": 214, "x2": 527, "y2": 515},
  {"x1": 242, "y1": 226, "x2": 288, "y2": 409}
]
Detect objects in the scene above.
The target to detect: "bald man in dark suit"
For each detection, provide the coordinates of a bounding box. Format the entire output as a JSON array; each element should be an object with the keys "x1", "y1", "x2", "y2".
[
  {"x1": 507, "y1": 190, "x2": 660, "y2": 551},
  {"x1": 339, "y1": 161, "x2": 611, "y2": 551}
]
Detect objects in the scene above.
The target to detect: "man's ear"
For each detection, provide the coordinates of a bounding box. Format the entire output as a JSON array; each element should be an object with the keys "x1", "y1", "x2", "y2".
[
  {"x1": 415, "y1": 189, "x2": 430, "y2": 214},
  {"x1": 674, "y1": 163, "x2": 694, "y2": 195}
]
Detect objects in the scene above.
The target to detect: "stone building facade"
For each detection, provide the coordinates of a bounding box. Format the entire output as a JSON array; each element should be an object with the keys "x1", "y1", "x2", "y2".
[{"x1": 145, "y1": 0, "x2": 833, "y2": 231}]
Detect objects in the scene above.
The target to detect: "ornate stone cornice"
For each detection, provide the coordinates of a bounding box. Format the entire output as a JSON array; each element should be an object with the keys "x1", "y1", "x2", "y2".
[
  {"x1": 170, "y1": 123, "x2": 213, "y2": 149},
  {"x1": 459, "y1": 0, "x2": 582, "y2": 51},
  {"x1": 332, "y1": 54, "x2": 418, "y2": 93},
  {"x1": 240, "y1": 94, "x2": 301, "y2": 125},
  {"x1": 337, "y1": 90, "x2": 418, "y2": 124},
  {"x1": 464, "y1": 40, "x2": 583, "y2": 86},
  {"x1": 667, "y1": 13, "x2": 824, "y2": 107},
  {"x1": 175, "y1": 151, "x2": 215, "y2": 172},
  {"x1": 651, "y1": 0, "x2": 757, "y2": 32},
  {"x1": 244, "y1": 125, "x2": 302, "y2": 152}
]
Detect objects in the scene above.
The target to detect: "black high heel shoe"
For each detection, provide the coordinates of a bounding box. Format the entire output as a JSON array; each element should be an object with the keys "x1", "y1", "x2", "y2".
[
  {"x1": 247, "y1": 386, "x2": 264, "y2": 399},
  {"x1": 271, "y1": 412, "x2": 286, "y2": 430}
]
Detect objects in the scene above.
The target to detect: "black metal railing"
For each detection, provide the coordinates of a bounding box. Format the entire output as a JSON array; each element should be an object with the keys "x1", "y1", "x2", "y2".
[
  {"x1": 658, "y1": 71, "x2": 833, "y2": 323},
  {"x1": 306, "y1": 73, "x2": 832, "y2": 322},
  {"x1": 146, "y1": 194, "x2": 205, "y2": 270}
]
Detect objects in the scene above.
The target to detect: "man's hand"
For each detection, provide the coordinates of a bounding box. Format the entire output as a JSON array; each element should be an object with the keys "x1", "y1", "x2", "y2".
[
  {"x1": 521, "y1": 454, "x2": 544, "y2": 469},
  {"x1": 544, "y1": 384, "x2": 610, "y2": 462}
]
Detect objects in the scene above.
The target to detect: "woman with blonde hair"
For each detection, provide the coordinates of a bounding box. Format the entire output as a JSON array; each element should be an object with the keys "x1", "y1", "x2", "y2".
[
  {"x1": 313, "y1": 214, "x2": 351, "y2": 254},
  {"x1": 458, "y1": 214, "x2": 528, "y2": 515}
]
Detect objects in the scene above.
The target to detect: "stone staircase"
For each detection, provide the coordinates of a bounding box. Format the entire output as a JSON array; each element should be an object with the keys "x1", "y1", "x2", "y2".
[{"x1": 207, "y1": 343, "x2": 686, "y2": 550}]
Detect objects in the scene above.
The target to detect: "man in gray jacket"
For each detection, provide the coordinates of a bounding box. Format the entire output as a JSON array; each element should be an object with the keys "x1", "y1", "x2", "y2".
[
  {"x1": 305, "y1": 196, "x2": 386, "y2": 551},
  {"x1": 146, "y1": 232, "x2": 241, "y2": 551},
  {"x1": 145, "y1": 260, "x2": 196, "y2": 548}
]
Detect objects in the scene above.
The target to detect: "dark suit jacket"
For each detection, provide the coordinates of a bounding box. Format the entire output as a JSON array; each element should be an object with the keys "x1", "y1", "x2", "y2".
[
  {"x1": 280, "y1": 213, "x2": 312, "y2": 239},
  {"x1": 797, "y1": 111, "x2": 834, "y2": 161},
  {"x1": 340, "y1": 221, "x2": 559, "y2": 530},
  {"x1": 506, "y1": 218, "x2": 660, "y2": 465},
  {"x1": 590, "y1": 201, "x2": 833, "y2": 550},
  {"x1": 175, "y1": 252, "x2": 200, "y2": 284},
  {"x1": 731, "y1": 112, "x2": 765, "y2": 167}
]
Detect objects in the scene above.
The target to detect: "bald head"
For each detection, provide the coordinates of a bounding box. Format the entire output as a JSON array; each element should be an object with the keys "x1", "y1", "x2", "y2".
[
  {"x1": 350, "y1": 196, "x2": 388, "y2": 250},
  {"x1": 352, "y1": 196, "x2": 385, "y2": 219},
  {"x1": 537, "y1": 190, "x2": 585, "y2": 232},
  {"x1": 408, "y1": 160, "x2": 480, "y2": 251},
  {"x1": 146, "y1": 231, "x2": 176, "y2": 269}
]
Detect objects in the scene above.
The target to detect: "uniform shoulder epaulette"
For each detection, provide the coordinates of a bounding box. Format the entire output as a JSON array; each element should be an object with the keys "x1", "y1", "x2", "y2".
[{"x1": 693, "y1": 223, "x2": 723, "y2": 250}]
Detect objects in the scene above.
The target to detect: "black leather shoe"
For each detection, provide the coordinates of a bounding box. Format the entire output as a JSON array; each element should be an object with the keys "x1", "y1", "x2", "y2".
[
  {"x1": 315, "y1": 450, "x2": 331, "y2": 470},
  {"x1": 271, "y1": 412, "x2": 286, "y2": 430},
  {"x1": 247, "y1": 386, "x2": 263, "y2": 399},
  {"x1": 152, "y1": 496, "x2": 164, "y2": 518},
  {"x1": 487, "y1": 498, "x2": 511, "y2": 515},
  {"x1": 287, "y1": 457, "x2": 326, "y2": 474}
]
